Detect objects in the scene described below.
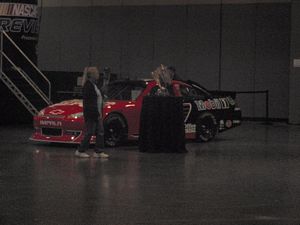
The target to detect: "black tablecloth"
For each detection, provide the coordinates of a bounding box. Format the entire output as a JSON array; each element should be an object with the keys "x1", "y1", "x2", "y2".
[{"x1": 139, "y1": 96, "x2": 186, "y2": 153}]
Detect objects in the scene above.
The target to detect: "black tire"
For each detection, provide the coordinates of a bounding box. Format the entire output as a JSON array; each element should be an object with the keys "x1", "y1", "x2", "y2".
[
  {"x1": 104, "y1": 113, "x2": 127, "y2": 147},
  {"x1": 196, "y1": 113, "x2": 218, "y2": 142}
]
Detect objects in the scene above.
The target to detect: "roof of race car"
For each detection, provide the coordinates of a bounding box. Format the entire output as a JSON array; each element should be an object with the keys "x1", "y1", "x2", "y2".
[
  {"x1": 110, "y1": 78, "x2": 153, "y2": 84},
  {"x1": 109, "y1": 78, "x2": 186, "y2": 85}
]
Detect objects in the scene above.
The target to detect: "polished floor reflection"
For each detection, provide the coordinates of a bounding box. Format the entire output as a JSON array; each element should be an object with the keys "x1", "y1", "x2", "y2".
[{"x1": 1, "y1": 122, "x2": 300, "y2": 225}]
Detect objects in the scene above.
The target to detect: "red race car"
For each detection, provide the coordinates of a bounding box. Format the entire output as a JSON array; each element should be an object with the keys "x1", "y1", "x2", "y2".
[{"x1": 30, "y1": 79, "x2": 242, "y2": 146}]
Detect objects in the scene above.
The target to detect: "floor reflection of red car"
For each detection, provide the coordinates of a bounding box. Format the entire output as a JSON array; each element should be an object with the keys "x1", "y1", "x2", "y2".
[{"x1": 30, "y1": 79, "x2": 242, "y2": 146}]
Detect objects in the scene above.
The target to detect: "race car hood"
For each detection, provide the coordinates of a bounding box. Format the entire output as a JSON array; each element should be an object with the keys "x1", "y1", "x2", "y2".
[
  {"x1": 42, "y1": 99, "x2": 83, "y2": 116},
  {"x1": 41, "y1": 99, "x2": 133, "y2": 117}
]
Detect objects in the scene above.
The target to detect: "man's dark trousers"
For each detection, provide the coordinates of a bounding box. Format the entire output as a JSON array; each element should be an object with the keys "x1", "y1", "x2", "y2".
[{"x1": 79, "y1": 118, "x2": 104, "y2": 153}]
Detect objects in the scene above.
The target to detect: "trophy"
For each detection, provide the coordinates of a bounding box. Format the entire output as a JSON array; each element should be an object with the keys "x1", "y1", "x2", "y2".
[{"x1": 151, "y1": 64, "x2": 174, "y2": 96}]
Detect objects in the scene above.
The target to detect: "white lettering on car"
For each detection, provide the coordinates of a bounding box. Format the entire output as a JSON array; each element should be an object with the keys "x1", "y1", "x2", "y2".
[
  {"x1": 183, "y1": 103, "x2": 192, "y2": 122},
  {"x1": 227, "y1": 97, "x2": 236, "y2": 106},
  {"x1": 40, "y1": 121, "x2": 62, "y2": 127},
  {"x1": 185, "y1": 123, "x2": 196, "y2": 134},
  {"x1": 194, "y1": 98, "x2": 234, "y2": 111},
  {"x1": 194, "y1": 100, "x2": 206, "y2": 111}
]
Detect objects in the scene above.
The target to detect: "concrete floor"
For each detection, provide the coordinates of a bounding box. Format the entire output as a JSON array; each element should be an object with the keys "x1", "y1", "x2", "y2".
[{"x1": 1, "y1": 122, "x2": 300, "y2": 225}]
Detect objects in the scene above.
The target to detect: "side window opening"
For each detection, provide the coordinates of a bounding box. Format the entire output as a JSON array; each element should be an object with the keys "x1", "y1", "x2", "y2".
[
  {"x1": 107, "y1": 83, "x2": 145, "y2": 101},
  {"x1": 179, "y1": 85, "x2": 207, "y2": 99},
  {"x1": 149, "y1": 85, "x2": 175, "y2": 96}
]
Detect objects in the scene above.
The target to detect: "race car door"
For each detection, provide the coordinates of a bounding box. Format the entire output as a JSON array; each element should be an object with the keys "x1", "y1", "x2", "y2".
[{"x1": 121, "y1": 84, "x2": 146, "y2": 138}]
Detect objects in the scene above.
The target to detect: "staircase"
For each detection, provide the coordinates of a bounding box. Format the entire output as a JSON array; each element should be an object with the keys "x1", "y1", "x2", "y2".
[{"x1": 0, "y1": 31, "x2": 51, "y2": 116}]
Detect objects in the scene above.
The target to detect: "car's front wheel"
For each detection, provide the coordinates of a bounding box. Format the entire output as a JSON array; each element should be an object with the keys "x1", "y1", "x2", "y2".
[
  {"x1": 196, "y1": 112, "x2": 218, "y2": 142},
  {"x1": 104, "y1": 113, "x2": 127, "y2": 147}
]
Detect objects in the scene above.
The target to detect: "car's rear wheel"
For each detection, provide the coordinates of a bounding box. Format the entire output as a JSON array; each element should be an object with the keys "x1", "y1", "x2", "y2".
[
  {"x1": 196, "y1": 113, "x2": 218, "y2": 142},
  {"x1": 104, "y1": 113, "x2": 127, "y2": 147}
]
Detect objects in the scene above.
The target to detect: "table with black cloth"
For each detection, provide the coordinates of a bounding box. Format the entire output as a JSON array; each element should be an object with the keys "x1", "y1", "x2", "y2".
[{"x1": 139, "y1": 96, "x2": 187, "y2": 153}]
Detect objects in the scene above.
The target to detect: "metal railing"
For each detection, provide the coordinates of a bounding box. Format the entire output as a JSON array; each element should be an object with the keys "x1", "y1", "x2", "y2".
[
  {"x1": 0, "y1": 30, "x2": 51, "y2": 102},
  {"x1": 2, "y1": 52, "x2": 51, "y2": 105},
  {"x1": 0, "y1": 71, "x2": 38, "y2": 116},
  {"x1": 0, "y1": 30, "x2": 52, "y2": 115}
]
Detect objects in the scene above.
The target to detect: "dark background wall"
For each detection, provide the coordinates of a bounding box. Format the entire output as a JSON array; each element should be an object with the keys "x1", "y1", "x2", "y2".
[
  {"x1": 37, "y1": 3, "x2": 291, "y2": 119},
  {"x1": 290, "y1": 0, "x2": 300, "y2": 124},
  {"x1": 0, "y1": 1, "x2": 291, "y2": 124}
]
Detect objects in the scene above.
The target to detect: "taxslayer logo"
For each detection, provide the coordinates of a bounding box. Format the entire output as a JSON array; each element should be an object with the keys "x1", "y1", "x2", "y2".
[
  {"x1": 40, "y1": 121, "x2": 62, "y2": 127},
  {"x1": 49, "y1": 109, "x2": 65, "y2": 115},
  {"x1": 194, "y1": 97, "x2": 235, "y2": 111}
]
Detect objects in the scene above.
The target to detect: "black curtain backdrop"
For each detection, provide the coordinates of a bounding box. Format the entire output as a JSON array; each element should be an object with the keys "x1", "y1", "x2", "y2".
[{"x1": 139, "y1": 96, "x2": 186, "y2": 153}]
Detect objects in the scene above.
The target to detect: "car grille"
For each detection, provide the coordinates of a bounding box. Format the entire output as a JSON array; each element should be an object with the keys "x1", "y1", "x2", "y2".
[{"x1": 42, "y1": 128, "x2": 62, "y2": 136}]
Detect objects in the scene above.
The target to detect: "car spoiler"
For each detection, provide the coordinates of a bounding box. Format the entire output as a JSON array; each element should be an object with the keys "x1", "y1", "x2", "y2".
[{"x1": 185, "y1": 80, "x2": 237, "y2": 99}]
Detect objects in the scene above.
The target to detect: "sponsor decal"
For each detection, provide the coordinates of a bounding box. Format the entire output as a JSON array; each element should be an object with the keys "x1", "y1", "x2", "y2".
[
  {"x1": 185, "y1": 123, "x2": 196, "y2": 134},
  {"x1": 210, "y1": 99, "x2": 216, "y2": 110},
  {"x1": 40, "y1": 120, "x2": 62, "y2": 127},
  {"x1": 205, "y1": 100, "x2": 212, "y2": 110},
  {"x1": 49, "y1": 109, "x2": 65, "y2": 115},
  {"x1": 194, "y1": 97, "x2": 234, "y2": 111},
  {"x1": 220, "y1": 98, "x2": 229, "y2": 109},
  {"x1": 219, "y1": 120, "x2": 224, "y2": 129},
  {"x1": 194, "y1": 100, "x2": 205, "y2": 111},
  {"x1": 225, "y1": 120, "x2": 233, "y2": 128}
]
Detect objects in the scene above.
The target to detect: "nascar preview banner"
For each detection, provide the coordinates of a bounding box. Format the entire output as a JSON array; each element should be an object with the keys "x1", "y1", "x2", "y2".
[
  {"x1": 0, "y1": 3, "x2": 38, "y2": 18},
  {"x1": 0, "y1": 0, "x2": 39, "y2": 67}
]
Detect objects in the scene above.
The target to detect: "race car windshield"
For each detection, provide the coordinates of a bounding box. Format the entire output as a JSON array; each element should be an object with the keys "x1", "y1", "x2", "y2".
[{"x1": 106, "y1": 82, "x2": 146, "y2": 101}]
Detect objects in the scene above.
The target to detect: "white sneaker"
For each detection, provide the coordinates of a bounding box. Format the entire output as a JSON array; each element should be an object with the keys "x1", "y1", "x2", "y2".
[
  {"x1": 75, "y1": 150, "x2": 90, "y2": 158},
  {"x1": 93, "y1": 152, "x2": 109, "y2": 158}
]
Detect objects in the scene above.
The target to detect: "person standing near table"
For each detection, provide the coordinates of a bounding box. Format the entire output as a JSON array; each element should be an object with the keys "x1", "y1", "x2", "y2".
[{"x1": 75, "y1": 67, "x2": 109, "y2": 158}]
